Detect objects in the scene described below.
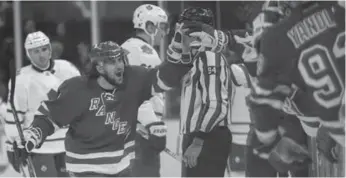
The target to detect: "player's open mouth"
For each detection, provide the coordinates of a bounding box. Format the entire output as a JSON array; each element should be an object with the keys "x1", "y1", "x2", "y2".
[{"x1": 115, "y1": 71, "x2": 123, "y2": 77}]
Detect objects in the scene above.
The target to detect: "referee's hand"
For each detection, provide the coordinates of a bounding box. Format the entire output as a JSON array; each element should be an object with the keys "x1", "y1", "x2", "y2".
[{"x1": 183, "y1": 138, "x2": 203, "y2": 168}]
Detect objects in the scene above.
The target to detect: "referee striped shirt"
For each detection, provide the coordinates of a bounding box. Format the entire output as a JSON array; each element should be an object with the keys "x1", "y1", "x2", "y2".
[{"x1": 180, "y1": 51, "x2": 230, "y2": 134}]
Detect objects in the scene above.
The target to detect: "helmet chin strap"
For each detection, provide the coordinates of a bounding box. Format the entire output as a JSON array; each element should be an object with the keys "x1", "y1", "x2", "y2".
[{"x1": 144, "y1": 25, "x2": 158, "y2": 46}]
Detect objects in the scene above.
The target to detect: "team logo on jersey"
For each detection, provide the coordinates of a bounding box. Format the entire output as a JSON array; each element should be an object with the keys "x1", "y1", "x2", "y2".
[
  {"x1": 141, "y1": 45, "x2": 153, "y2": 54},
  {"x1": 146, "y1": 5, "x2": 153, "y2": 10},
  {"x1": 89, "y1": 93, "x2": 127, "y2": 134}
]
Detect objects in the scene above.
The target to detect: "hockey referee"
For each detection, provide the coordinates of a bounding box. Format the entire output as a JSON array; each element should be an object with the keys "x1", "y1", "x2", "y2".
[{"x1": 177, "y1": 7, "x2": 234, "y2": 177}]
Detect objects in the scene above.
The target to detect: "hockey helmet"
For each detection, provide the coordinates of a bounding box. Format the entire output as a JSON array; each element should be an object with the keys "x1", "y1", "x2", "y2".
[
  {"x1": 178, "y1": 7, "x2": 215, "y2": 26},
  {"x1": 24, "y1": 31, "x2": 51, "y2": 50},
  {"x1": 133, "y1": 4, "x2": 169, "y2": 35},
  {"x1": 89, "y1": 41, "x2": 129, "y2": 64},
  {"x1": 24, "y1": 31, "x2": 52, "y2": 61},
  {"x1": 85, "y1": 41, "x2": 128, "y2": 78}
]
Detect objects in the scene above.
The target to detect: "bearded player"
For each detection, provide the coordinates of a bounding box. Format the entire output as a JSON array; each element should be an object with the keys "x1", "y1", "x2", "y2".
[
  {"x1": 121, "y1": 4, "x2": 169, "y2": 176},
  {"x1": 11, "y1": 20, "x2": 204, "y2": 176}
]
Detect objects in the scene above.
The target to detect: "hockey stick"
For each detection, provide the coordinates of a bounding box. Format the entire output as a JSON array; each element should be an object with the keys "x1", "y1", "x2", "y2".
[
  {"x1": 137, "y1": 124, "x2": 184, "y2": 162},
  {"x1": 9, "y1": 59, "x2": 37, "y2": 177}
]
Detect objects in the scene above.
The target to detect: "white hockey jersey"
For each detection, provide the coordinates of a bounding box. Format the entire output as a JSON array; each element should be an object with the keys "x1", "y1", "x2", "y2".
[
  {"x1": 5, "y1": 59, "x2": 80, "y2": 154},
  {"x1": 228, "y1": 64, "x2": 252, "y2": 145},
  {"x1": 121, "y1": 37, "x2": 164, "y2": 127}
]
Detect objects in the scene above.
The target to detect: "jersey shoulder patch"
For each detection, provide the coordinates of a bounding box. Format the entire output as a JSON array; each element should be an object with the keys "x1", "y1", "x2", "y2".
[{"x1": 141, "y1": 44, "x2": 154, "y2": 54}]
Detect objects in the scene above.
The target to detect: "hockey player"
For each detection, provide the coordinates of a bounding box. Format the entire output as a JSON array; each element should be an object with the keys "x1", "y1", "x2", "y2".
[
  {"x1": 182, "y1": 1, "x2": 345, "y2": 174},
  {"x1": 176, "y1": 7, "x2": 232, "y2": 177},
  {"x1": 4, "y1": 31, "x2": 80, "y2": 177},
  {"x1": 121, "y1": 4, "x2": 168, "y2": 177},
  {"x1": 12, "y1": 26, "x2": 198, "y2": 177},
  {"x1": 250, "y1": 2, "x2": 345, "y2": 175}
]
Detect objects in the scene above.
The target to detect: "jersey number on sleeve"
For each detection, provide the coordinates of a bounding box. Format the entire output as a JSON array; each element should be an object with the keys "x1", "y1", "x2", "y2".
[{"x1": 298, "y1": 32, "x2": 345, "y2": 109}]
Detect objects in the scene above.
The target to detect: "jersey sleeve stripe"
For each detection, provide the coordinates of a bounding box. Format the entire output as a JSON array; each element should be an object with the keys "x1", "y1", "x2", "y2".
[
  {"x1": 4, "y1": 119, "x2": 24, "y2": 124},
  {"x1": 6, "y1": 109, "x2": 26, "y2": 114}
]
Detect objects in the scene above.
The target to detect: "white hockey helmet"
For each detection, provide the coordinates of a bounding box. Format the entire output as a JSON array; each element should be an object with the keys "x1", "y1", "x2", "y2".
[
  {"x1": 24, "y1": 31, "x2": 52, "y2": 60},
  {"x1": 24, "y1": 31, "x2": 51, "y2": 50},
  {"x1": 133, "y1": 4, "x2": 169, "y2": 35}
]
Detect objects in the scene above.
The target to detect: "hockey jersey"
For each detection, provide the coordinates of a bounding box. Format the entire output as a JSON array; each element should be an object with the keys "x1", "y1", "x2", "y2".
[
  {"x1": 251, "y1": 2, "x2": 345, "y2": 145},
  {"x1": 228, "y1": 64, "x2": 252, "y2": 145},
  {"x1": 31, "y1": 61, "x2": 191, "y2": 175},
  {"x1": 121, "y1": 37, "x2": 164, "y2": 127},
  {"x1": 5, "y1": 60, "x2": 80, "y2": 154}
]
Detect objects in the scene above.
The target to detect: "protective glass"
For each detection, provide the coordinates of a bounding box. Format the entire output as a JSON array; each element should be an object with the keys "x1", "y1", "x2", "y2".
[{"x1": 157, "y1": 22, "x2": 170, "y2": 35}]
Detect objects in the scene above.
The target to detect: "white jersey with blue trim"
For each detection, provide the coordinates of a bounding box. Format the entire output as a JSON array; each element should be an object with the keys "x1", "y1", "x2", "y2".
[{"x1": 4, "y1": 59, "x2": 80, "y2": 154}]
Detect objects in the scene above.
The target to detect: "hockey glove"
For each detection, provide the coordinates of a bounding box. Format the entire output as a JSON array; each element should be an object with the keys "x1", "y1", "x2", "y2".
[
  {"x1": 316, "y1": 126, "x2": 338, "y2": 163},
  {"x1": 252, "y1": 132, "x2": 281, "y2": 160},
  {"x1": 137, "y1": 122, "x2": 167, "y2": 152},
  {"x1": 8, "y1": 127, "x2": 42, "y2": 171},
  {"x1": 20, "y1": 126, "x2": 43, "y2": 152},
  {"x1": 167, "y1": 22, "x2": 191, "y2": 64},
  {"x1": 182, "y1": 21, "x2": 233, "y2": 53},
  {"x1": 268, "y1": 137, "x2": 311, "y2": 173}
]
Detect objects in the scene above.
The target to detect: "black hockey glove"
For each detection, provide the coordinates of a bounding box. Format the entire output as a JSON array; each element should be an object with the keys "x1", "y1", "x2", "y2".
[
  {"x1": 268, "y1": 137, "x2": 311, "y2": 173},
  {"x1": 146, "y1": 122, "x2": 167, "y2": 152},
  {"x1": 316, "y1": 126, "x2": 338, "y2": 163},
  {"x1": 137, "y1": 122, "x2": 167, "y2": 153},
  {"x1": 6, "y1": 140, "x2": 28, "y2": 173},
  {"x1": 181, "y1": 21, "x2": 234, "y2": 53},
  {"x1": 252, "y1": 133, "x2": 281, "y2": 160}
]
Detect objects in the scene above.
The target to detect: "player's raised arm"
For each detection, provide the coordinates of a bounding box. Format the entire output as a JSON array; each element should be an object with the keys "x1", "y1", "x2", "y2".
[{"x1": 140, "y1": 22, "x2": 195, "y2": 102}]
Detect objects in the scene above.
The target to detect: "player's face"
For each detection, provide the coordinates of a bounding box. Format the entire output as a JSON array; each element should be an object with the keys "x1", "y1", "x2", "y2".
[
  {"x1": 100, "y1": 55, "x2": 125, "y2": 86},
  {"x1": 27, "y1": 44, "x2": 51, "y2": 70}
]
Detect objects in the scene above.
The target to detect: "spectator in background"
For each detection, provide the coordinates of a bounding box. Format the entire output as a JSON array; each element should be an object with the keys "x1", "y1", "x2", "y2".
[
  {"x1": 51, "y1": 41, "x2": 64, "y2": 59},
  {"x1": 0, "y1": 37, "x2": 13, "y2": 103},
  {"x1": 51, "y1": 22, "x2": 65, "y2": 59},
  {"x1": 24, "y1": 19, "x2": 36, "y2": 34},
  {"x1": 76, "y1": 41, "x2": 90, "y2": 74}
]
